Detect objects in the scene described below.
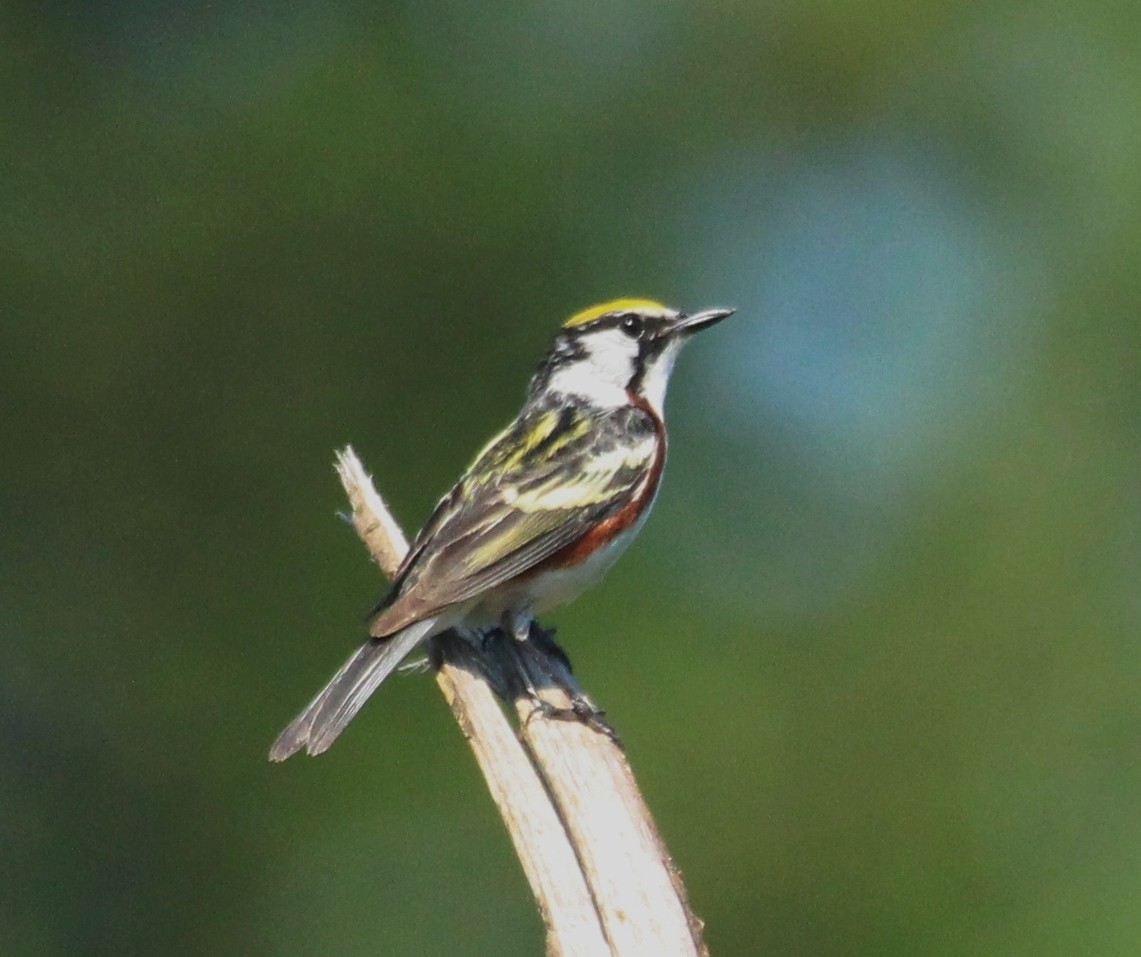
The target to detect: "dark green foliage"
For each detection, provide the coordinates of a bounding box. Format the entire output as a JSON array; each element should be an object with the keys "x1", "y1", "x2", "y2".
[{"x1": 3, "y1": 3, "x2": 1139, "y2": 954}]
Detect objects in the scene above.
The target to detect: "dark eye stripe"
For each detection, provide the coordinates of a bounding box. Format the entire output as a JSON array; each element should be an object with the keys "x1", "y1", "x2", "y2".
[
  {"x1": 566, "y1": 311, "x2": 660, "y2": 336},
  {"x1": 620, "y1": 315, "x2": 644, "y2": 337}
]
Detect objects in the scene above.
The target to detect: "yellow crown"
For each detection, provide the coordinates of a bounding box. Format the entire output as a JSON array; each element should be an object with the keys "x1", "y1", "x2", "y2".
[{"x1": 562, "y1": 298, "x2": 670, "y2": 329}]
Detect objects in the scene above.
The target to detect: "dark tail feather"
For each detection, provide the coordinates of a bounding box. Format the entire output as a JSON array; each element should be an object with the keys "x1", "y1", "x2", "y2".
[{"x1": 269, "y1": 618, "x2": 437, "y2": 761}]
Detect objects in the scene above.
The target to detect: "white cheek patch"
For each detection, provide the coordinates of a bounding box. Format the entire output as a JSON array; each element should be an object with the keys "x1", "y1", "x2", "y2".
[{"x1": 547, "y1": 328, "x2": 638, "y2": 407}]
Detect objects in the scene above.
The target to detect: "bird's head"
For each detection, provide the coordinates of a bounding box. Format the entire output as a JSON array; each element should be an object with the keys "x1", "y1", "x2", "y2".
[{"x1": 530, "y1": 298, "x2": 735, "y2": 415}]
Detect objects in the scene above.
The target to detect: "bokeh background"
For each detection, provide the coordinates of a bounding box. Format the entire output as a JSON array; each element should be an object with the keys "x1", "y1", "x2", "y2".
[{"x1": 4, "y1": 2, "x2": 1140, "y2": 955}]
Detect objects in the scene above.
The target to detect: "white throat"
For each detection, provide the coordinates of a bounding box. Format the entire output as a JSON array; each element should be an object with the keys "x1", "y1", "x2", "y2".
[{"x1": 637, "y1": 337, "x2": 685, "y2": 418}]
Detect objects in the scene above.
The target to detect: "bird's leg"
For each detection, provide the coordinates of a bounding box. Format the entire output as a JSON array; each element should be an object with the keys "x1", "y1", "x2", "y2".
[
  {"x1": 483, "y1": 626, "x2": 543, "y2": 703},
  {"x1": 518, "y1": 621, "x2": 622, "y2": 746},
  {"x1": 501, "y1": 607, "x2": 533, "y2": 643},
  {"x1": 528, "y1": 622, "x2": 573, "y2": 673},
  {"x1": 483, "y1": 614, "x2": 621, "y2": 745},
  {"x1": 395, "y1": 655, "x2": 433, "y2": 676}
]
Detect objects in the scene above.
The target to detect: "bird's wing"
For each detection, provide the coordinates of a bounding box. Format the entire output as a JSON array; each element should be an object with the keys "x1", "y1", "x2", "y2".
[
  {"x1": 368, "y1": 402, "x2": 659, "y2": 635},
  {"x1": 379, "y1": 405, "x2": 590, "y2": 592}
]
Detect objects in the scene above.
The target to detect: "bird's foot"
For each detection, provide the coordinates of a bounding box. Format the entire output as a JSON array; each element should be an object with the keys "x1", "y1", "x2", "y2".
[
  {"x1": 523, "y1": 692, "x2": 623, "y2": 746},
  {"x1": 395, "y1": 655, "x2": 433, "y2": 676}
]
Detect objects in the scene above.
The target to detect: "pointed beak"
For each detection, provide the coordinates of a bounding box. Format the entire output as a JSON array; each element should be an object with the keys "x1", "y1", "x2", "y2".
[{"x1": 671, "y1": 307, "x2": 736, "y2": 336}]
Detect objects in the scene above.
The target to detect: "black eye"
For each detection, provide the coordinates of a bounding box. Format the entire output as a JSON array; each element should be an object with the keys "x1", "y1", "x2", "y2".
[{"x1": 620, "y1": 315, "x2": 644, "y2": 337}]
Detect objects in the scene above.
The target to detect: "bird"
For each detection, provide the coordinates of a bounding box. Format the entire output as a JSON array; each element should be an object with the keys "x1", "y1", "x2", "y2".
[{"x1": 270, "y1": 298, "x2": 734, "y2": 760}]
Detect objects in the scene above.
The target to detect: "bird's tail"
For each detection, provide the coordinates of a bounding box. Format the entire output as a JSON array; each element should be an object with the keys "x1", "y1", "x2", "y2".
[{"x1": 269, "y1": 617, "x2": 439, "y2": 761}]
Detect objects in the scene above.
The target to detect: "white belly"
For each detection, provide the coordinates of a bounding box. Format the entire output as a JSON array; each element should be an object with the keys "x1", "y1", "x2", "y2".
[{"x1": 527, "y1": 522, "x2": 643, "y2": 613}]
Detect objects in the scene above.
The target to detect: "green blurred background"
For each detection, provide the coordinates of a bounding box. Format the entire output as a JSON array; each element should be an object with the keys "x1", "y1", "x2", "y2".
[{"x1": 4, "y1": 2, "x2": 1140, "y2": 954}]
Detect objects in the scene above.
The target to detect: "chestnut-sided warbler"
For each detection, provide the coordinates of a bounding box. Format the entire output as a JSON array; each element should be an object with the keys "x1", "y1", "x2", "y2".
[{"x1": 271, "y1": 298, "x2": 733, "y2": 759}]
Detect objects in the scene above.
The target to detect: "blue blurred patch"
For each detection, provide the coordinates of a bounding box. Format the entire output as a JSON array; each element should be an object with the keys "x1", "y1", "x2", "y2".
[
  {"x1": 693, "y1": 142, "x2": 1037, "y2": 500},
  {"x1": 660, "y1": 142, "x2": 1044, "y2": 621}
]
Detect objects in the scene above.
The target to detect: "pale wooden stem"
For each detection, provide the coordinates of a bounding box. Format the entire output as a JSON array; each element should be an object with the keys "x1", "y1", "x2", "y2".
[
  {"x1": 335, "y1": 448, "x2": 608, "y2": 956},
  {"x1": 334, "y1": 446, "x2": 706, "y2": 957},
  {"x1": 511, "y1": 655, "x2": 708, "y2": 957}
]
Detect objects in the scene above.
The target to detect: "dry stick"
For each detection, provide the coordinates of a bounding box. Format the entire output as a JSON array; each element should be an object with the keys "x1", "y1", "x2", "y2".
[
  {"x1": 335, "y1": 448, "x2": 607, "y2": 957},
  {"x1": 335, "y1": 446, "x2": 706, "y2": 957},
  {"x1": 511, "y1": 655, "x2": 709, "y2": 957}
]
